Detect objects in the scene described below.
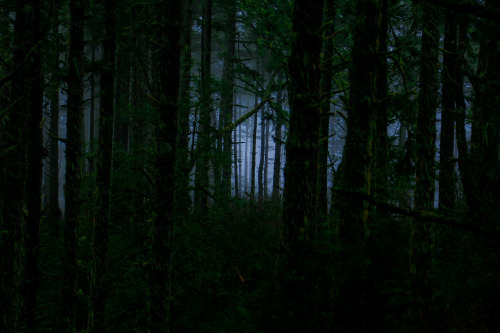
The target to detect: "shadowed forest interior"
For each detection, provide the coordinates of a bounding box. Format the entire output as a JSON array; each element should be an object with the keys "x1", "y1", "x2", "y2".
[{"x1": 1, "y1": 0, "x2": 500, "y2": 331}]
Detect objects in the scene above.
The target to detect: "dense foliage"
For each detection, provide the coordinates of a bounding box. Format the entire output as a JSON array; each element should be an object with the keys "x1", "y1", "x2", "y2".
[{"x1": 1, "y1": 0, "x2": 499, "y2": 332}]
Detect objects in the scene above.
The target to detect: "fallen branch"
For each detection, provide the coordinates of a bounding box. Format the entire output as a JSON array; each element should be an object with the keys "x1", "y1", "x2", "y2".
[{"x1": 333, "y1": 188, "x2": 500, "y2": 239}]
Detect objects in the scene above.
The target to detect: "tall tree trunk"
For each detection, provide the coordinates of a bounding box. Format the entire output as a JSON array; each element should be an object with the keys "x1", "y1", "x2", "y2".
[
  {"x1": 175, "y1": 0, "x2": 193, "y2": 218},
  {"x1": 258, "y1": 107, "x2": 265, "y2": 204},
  {"x1": 340, "y1": 0, "x2": 379, "y2": 243},
  {"x1": 234, "y1": 102, "x2": 240, "y2": 198},
  {"x1": 0, "y1": 1, "x2": 29, "y2": 327},
  {"x1": 221, "y1": 1, "x2": 236, "y2": 197},
  {"x1": 89, "y1": 0, "x2": 116, "y2": 330},
  {"x1": 264, "y1": 116, "x2": 270, "y2": 199},
  {"x1": 439, "y1": 15, "x2": 457, "y2": 212},
  {"x1": 194, "y1": 0, "x2": 212, "y2": 213},
  {"x1": 410, "y1": 1, "x2": 439, "y2": 313},
  {"x1": 113, "y1": 46, "x2": 131, "y2": 154},
  {"x1": 88, "y1": 40, "x2": 97, "y2": 175},
  {"x1": 3, "y1": 0, "x2": 43, "y2": 330},
  {"x1": 281, "y1": 0, "x2": 324, "y2": 328},
  {"x1": 283, "y1": 0, "x2": 323, "y2": 257},
  {"x1": 244, "y1": 112, "x2": 249, "y2": 195},
  {"x1": 22, "y1": 1, "x2": 43, "y2": 330},
  {"x1": 455, "y1": 22, "x2": 476, "y2": 214},
  {"x1": 48, "y1": 87, "x2": 61, "y2": 237},
  {"x1": 61, "y1": 0, "x2": 85, "y2": 331},
  {"x1": 317, "y1": 0, "x2": 336, "y2": 218},
  {"x1": 147, "y1": 0, "x2": 182, "y2": 331},
  {"x1": 468, "y1": 3, "x2": 500, "y2": 225},
  {"x1": 374, "y1": 0, "x2": 389, "y2": 212},
  {"x1": 271, "y1": 84, "x2": 283, "y2": 200},
  {"x1": 250, "y1": 94, "x2": 258, "y2": 205}
]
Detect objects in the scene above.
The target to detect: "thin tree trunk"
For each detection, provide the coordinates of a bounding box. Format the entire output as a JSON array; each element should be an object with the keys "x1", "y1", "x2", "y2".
[
  {"x1": 317, "y1": 0, "x2": 336, "y2": 218},
  {"x1": 61, "y1": 0, "x2": 85, "y2": 330},
  {"x1": 234, "y1": 100, "x2": 240, "y2": 198},
  {"x1": 258, "y1": 106, "x2": 265, "y2": 204},
  {"x1": 89, "y1": 41, "x2": 96, "y2": 176},
  {"x1": 374, "y1": 0, "x2": 389, "y2": 212},
  {"x1": 194, "y1": 0, "x2": 212, "y2": 213},
  {"x1": 89, "y1": 0, "x2": 116, "y2": 329},
  {"x1": 264, "y1": 115, "x2": 270, "y2": 199},
  {"x1": 250, "y1": 93, "x2": 258, "y2": 205},
  {"x1": 175, "y1": 0, "x2": 193, "y2": 217},
  {"x1": 221, "y1": 1, "x2": 236, "y2": 196},
  {"x1": 272, "y1": 83, "x2": 283, "y2": 200},
  {"x1": 410, "y1": 1, "x2": 439, "y2": 311},
  {"x1": 244, "y1": 112, "x2": 249, "y2": 195},
  {"x1": 439, "y1": 16, "x2": 458, "y2": 212},
  {"x1": 48, "y1": 88, "x2": 61, "y2": 237}
]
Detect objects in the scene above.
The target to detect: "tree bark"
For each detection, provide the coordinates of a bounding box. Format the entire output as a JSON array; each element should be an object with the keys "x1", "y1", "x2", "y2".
[
  {"x1": 89, "y1": 0, "x2": 116, "y2": 330},
  {"x1": 61, "y1": 0, "x2": 85, "y2": 331},
  {"x1": 271, "y1": 82, "x2": 283, "y2": 200},
  {"x1": 410, "y1": 0, "x2": 439, "y2": 309},
  {"x1": 439, "y1": 15, "x2": 457, "y2": 212},
  {"x1": 340, "y1": 0, "x2": 380, "y2": 243},
  {"x1": 283, "y1": 0, "x2": 323, "y2": 252},
  {"x1": 317, "y1": 0, "x2": 336, "y2": 219},
  {"x1": 175, "y1": 0, "x2": 193, "y2": 218},
  {"x1": 221, "y1": 1, "x2": 236, "y2": 197},
  {"x1": 147, "y1": 0, "x2": 182, "y2": 331},
  {"x1": 194, "y1": 0, "x2": 212, "y2": 213}
]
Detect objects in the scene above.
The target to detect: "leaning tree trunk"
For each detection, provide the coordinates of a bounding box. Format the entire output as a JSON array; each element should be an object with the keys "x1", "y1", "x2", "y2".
[{"x1": 89, "y1": 0, "x2": 116, "y2": 330}]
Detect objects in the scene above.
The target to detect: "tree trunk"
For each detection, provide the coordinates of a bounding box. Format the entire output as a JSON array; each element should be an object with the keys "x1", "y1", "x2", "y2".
[
  {"x1": 283, "y1": 0, "x2": 323, "y2": 254},
  {"x1": 175, "y1": 0, "x2": 193, "y2": 218},
  {"x1": 410, "y1": 1, "x2": 439, "y2": 312},
  {"x1": 48, "y1": 87, "x2": 61, "y2": 237},
  {"x1": 147, "y1": 0, "x2": 182, "y2": 331},
  {"x1": 234, "y1": 101, "x2": 240, "y2": 198},
  {"x1": 340, "y1": 0, "x2": 380, "y2": 243},
  {"x1": 221, "y1": 2, "x2": 236, "y2": 197},
  {"x1": 89, "y1": 0, "x2": 116, "y2": 330},
  {"x1": 264, "y1": 115, "x2": 270, "y2": 199},
  {"x1": 194, "y1": 0, "x2": 212, "y2": 213},
  {"x1": 439, "y1": 16, "x2": 457, "y2": 212},
  {"x1": 258, "y1": 107, "x2": 265, "y2": 204},
  {"x1": 22, "y1": 1, "x2": 43, "y2": 330},
  {"x1": 271, "y1": 84, "x2": 283, "y2": 200},
  {"x1": 317, "y1": 0, "x2": 336, "y2": 219},
  {"x1": 374, "y1": 0, "x2": 389, "y2": 212},
  {"x1": 281, "y1": 1, "x2": 324, "y2": 328},
  {"x1": 250, "y1": 94, "x2": 258, "y2": 205},
  {"x1": 61, "y1": 0, "x2": 85, "y2": 330}
]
